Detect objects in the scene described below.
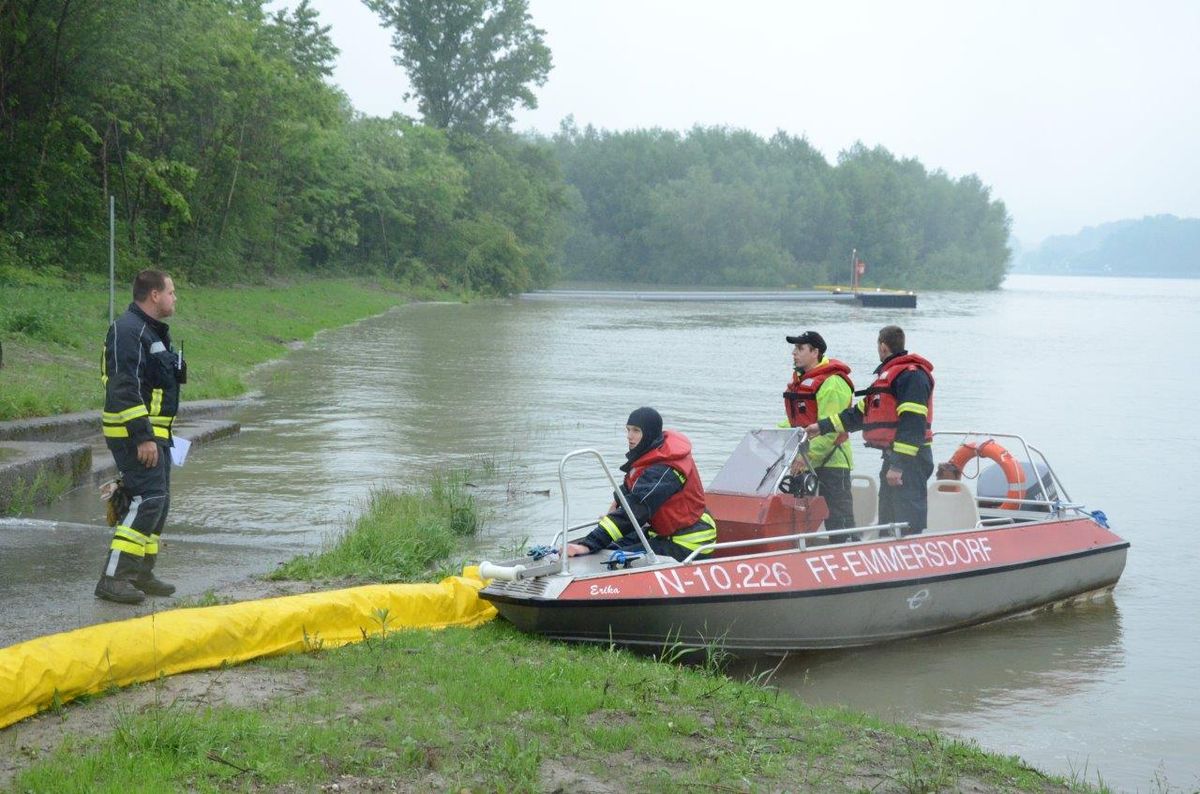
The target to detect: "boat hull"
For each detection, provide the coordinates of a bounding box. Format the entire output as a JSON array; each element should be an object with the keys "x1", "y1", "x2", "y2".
[{"x1": 481, "y1": 517, "x2": 1128, "y2": 651}]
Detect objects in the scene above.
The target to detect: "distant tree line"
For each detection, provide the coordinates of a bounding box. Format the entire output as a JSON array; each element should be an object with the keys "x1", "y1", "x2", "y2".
[
  {"x1": 2, "y1": 0, "x2": 1010, "y2": 293},
  {"x1": 1014, "y1": 215, "x2": 1200, "y2": 278},
  {"x1": 551, "y1": 123, "x2": 1011, "y2": 289}
]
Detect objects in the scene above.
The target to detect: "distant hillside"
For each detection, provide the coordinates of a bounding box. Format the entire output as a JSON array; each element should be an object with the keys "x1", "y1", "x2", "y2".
[{"x1": 1014, "y1": 215, "x2": 1200, "y2": 277}]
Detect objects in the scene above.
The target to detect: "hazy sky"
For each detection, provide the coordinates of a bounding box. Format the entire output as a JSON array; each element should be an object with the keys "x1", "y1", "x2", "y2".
[{"x1": 277, "y1": 0, "x2": 1199, "y2": 247}]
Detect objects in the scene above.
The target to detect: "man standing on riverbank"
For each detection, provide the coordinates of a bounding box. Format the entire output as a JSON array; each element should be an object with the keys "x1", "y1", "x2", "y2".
[
  {"x1": 782, "y1": 331, "x2": 856, "y2": 536},
  {"x1": 805, "y1": 325, "x2": 934, "y2": 534},
  {"x1": 95, "y1": 270, "x2": 186, "y2": 604}
]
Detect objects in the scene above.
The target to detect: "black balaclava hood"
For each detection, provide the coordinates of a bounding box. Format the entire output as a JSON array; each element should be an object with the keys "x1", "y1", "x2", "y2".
[{"x1": 625, "y1": 406, "x2": 664, "y2": 464}]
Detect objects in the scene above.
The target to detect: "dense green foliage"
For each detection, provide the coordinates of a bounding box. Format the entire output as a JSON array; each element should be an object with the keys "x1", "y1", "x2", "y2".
[
  {"x1": 0, "y1": 0, "x2": 565, "y2": 292},
  {"x1": 552, "y1": 123, "x2": 1013, "y2": 289},
  {"x1": 1, "y1": 1, "x2": 1011, "y2": 293},
  {"x1": 1014, "y1": 214, "x2": 1200, "y2": 277},
  {"x1": 363, "y1": 0, "x2": 551, "y2": 133}
]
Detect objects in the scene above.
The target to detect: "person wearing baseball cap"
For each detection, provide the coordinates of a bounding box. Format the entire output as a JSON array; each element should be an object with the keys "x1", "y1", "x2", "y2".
[{"x1": 783, "y1": 330, "x2": 856, "y2": 537}]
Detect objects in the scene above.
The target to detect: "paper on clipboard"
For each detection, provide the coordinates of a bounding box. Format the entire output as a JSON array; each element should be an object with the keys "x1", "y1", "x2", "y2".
[{"x1": 170, "y1": 436, "x2": 191, "y2": 467}]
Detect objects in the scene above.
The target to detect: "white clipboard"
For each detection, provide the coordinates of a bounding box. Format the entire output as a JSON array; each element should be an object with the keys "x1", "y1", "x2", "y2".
[{"x1": 170, "y1": 436, "x2": 191, "y2": 467}]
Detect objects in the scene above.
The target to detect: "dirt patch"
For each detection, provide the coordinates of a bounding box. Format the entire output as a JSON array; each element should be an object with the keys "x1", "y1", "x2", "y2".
[
  {"x1": 0, "y1": 664, "x2": 311, "y2": 788},
  {"x1": 539, "y1": 759, "x2": 625, "y2": 794},
  {"x1": 173, "y1": 573, "x2": 371, "y2": 608},
  {"x1": 278, "y1": 773, "x2": 449, "y2": 793}
]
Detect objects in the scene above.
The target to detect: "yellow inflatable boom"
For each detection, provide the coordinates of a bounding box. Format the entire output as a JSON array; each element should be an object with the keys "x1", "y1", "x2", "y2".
[{"x1": 0, "y1": 572, "x2": 496, "y2": 730}]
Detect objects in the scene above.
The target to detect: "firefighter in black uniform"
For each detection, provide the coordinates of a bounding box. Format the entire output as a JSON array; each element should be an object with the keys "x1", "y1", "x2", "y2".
[
  {"x1": 95, "y1": 270, "x2": 187, "y2": 604},
  {"x1": 805, "y1": 325, "x2": 935, "y2": 534}
]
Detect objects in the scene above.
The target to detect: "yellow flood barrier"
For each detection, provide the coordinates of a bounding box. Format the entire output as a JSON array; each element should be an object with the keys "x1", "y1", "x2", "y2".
[{"x1": 0, "y1": 571, "x2": 496, "y2": 730}]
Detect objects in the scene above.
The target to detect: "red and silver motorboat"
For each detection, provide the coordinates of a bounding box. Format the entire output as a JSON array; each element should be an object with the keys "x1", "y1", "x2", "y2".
[{"x1": 478, "y1": 429, "x2": 1128, "y2": 651}]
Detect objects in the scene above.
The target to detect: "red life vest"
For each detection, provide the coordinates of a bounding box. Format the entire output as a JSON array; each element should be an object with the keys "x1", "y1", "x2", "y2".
[
  {"x1": 625, "y1": 430, "x2": 707, "y2": 536},
  {"x1": 862, "y1": 353, "x2": 935, "y2": 449},
  {"x1": 783, "y1": 358, "x2": 854, "y2": 429}
]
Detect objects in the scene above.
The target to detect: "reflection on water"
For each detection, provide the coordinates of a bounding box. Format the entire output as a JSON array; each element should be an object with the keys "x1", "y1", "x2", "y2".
[
  {"x1": 734, "y1": 600, "x2": 1124, "y2": 722},
  {"x1": 732, "y1": 601, "x2": 1139, "y2": 784},
  {"x1": 3, "y1": 276, "x2": 1198, "y2": 791}
]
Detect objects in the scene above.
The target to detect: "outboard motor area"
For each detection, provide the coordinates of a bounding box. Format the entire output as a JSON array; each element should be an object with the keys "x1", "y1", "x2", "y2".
[{"x1": 978, "y1": 460, "x2": 1057, "y2": 511}]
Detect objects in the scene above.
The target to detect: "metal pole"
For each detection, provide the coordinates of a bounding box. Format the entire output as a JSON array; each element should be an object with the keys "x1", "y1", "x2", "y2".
[{"x1": 108, "y1": 194, "x2": 116, "y2": 324}]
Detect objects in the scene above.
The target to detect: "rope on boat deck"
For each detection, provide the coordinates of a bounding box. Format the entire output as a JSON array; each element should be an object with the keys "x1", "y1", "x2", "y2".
[
  {"x1": 605, "y1": 549, "x2": 646, "y2": 570},
  {"x1": 527, "y1": 544, "x2": 559, "y2": 561}
]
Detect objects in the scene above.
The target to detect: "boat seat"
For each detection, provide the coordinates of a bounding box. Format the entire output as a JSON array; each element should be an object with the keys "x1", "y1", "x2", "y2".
[
  {"x1": 926, "y1": 480, "x2": 981, "y2": 531},
  {"x1": 851, "y1": 474, "x2": 877, "y2": 528}
]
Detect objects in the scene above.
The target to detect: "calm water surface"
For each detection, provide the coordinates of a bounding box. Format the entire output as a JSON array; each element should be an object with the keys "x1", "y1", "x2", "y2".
[{"x1": 5, "y1": 275, "x2": 1197, "y2": 791}]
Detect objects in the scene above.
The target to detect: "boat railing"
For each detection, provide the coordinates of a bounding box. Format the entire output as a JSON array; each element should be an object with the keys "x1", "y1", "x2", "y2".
[
  {"x1": 556, "y1": 448, "x2": 661, "y2": 569},
  {"x1": 479, "y1": 450, "x2": 660, "y2": 582},
  {"x1": 933, "y1": 430, "x2": 1075, "y2": 508},
  {"x1": 682, "y1": 522, "x2": 910, "y2": 563},
  {"x1": 979, "y1": 496, "x2": 1087, "y2": 512}
]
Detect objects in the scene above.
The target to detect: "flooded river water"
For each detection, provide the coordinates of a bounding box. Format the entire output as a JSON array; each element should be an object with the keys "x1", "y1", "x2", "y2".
[{"x1": 3, "y1": 274, "x2": 1197, "y2": 790}]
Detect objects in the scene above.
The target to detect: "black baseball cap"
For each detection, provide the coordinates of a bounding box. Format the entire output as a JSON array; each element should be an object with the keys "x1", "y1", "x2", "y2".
[{"x1": 786, "y1": 331, "x2": 827, "y2": 356}]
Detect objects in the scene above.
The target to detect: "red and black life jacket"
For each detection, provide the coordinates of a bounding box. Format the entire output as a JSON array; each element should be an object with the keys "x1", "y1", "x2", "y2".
[
  {"x1": 783, "y1": 358, "x2": 854, "y2": 429},
  {"x1": 861, "y1": 353, "x2": 935, "y2": 449},
  {"x1": 625, "y1": 430, "x2": 707, "y2": 536}
]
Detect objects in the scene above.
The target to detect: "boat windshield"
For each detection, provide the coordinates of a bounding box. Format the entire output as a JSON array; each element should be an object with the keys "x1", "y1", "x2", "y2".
[{"x1": 707, "y1": 428, "x2": 807, "y2": 496}]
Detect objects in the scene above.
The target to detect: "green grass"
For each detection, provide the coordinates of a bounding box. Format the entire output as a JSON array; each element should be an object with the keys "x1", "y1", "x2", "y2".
[
  {"x1": 171, "y1": 589, "x2": 232, "y2": 610},
  {"x1": 10, "y1": 624, "x2": 1090, "y2": 793},
  {"x1": 269, "y1": 469, "x2": 480, "y2": 583},
  {"x1": 0, "y1": 276, "x2": 455, "y2": 421}
]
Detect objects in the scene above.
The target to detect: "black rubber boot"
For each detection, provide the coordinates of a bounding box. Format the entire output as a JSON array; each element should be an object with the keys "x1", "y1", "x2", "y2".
[
  {"x1": 95, "y1": 576, "x2": 146, "y2": 604},
  {"x1": 134, "y1": 552, "x2": 176, "y2": 596},
  {"x1": 132, "y1": 575, "x2": 176, "y2": 597}
]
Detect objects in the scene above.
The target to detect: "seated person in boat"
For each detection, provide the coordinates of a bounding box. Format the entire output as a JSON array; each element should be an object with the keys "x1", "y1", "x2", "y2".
[
  {"x1": 782, "y1": 330, "x2": 856, "y2": 536},
  {"x1": 566, "y1": 407, "x2": 718, "y2": 562}
]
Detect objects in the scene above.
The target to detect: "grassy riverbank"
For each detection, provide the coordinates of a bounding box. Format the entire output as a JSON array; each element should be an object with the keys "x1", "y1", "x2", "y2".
[
  {"x1": 10, "y1": 622, "x2": 1089, "y2": 793},
  {"x1": 0, "y1": 276, "x2": 450, "y2": 421},
  {"x1": 6, "y1": 476, "x2": 1102, "y2": 792},
  {"x1": 270, "y1": 470, "x2": 482, "y2": 583}
]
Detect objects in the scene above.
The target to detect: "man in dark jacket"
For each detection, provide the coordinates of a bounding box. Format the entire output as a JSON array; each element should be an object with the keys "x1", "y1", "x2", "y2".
[
  {"x1": 95, "y1": 270, "x2": 187, "y2": 604},
  {"x1": 805, "y1": 325, "x2": 934, "y2": 533},
  {"x1": 567, "y1": 407, "x2": 717, "y2": 562}
]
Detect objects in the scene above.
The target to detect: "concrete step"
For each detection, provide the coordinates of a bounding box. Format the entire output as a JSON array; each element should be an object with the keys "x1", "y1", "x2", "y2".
[
  {"x1": 0, "y1": 402, "x2": 241, "y2": 512},
  {"x1": 0, "y1": 399, "x2": 240, "y2": 443},
  {"x1": 0, "y1": 442, "x2": 91, "y2": 513}
]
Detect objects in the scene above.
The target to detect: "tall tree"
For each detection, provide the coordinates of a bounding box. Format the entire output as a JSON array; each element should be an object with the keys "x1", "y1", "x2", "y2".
[{"x1": 362, "y1": 0, "x2": 551, "y2": 133}]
